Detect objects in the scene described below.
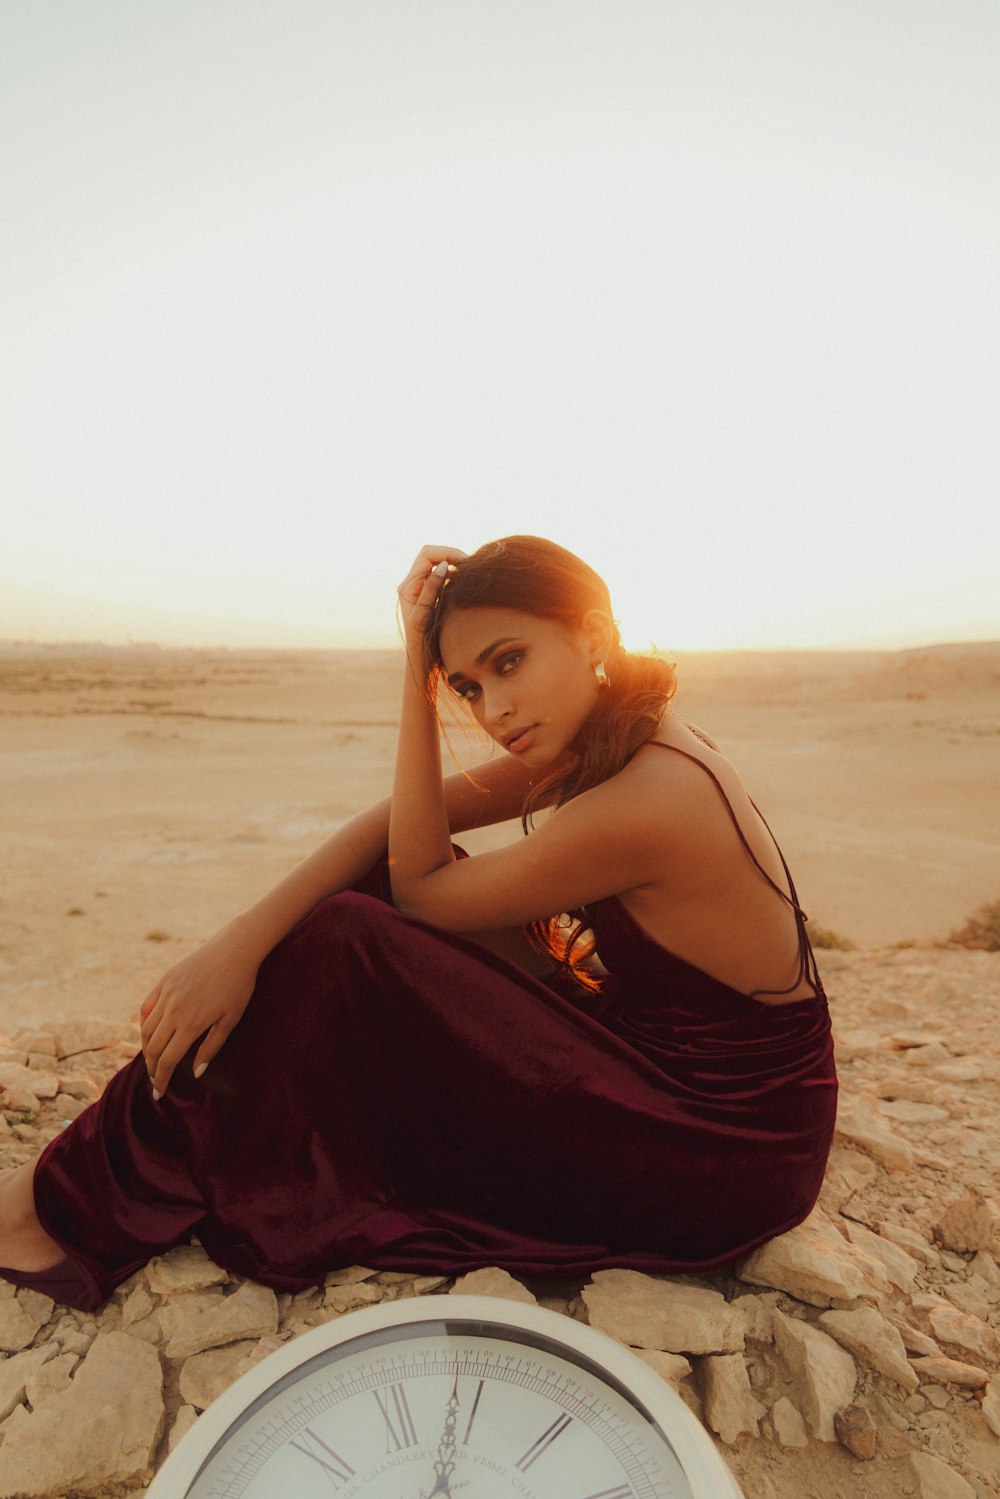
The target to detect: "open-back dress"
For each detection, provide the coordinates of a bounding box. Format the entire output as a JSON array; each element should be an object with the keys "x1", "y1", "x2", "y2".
[{"x1": 4, "y1": 746, "x2": 837, "y2": 1312}]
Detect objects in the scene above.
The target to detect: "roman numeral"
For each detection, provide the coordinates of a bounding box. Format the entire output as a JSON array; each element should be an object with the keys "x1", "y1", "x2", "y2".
[
  {"x1": 515, "y1": 1412, "x2": 573, "y2": 1471},
  {"x1": 374, "y1": 1382, "x2": 419, "y2": 1452},
  {"x1": 462, "y1": 1379, "x2": 485, "y2": 1445},
  {"x1": 287, "y1": 1427, "x2": 356, "y2": 1487}
]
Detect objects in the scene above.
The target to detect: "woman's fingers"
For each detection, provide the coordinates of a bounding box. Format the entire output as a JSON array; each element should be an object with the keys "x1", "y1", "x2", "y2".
[
  {"x1": 192, "y1": 1019, "x2": 234, "y2": 1077},
  {"x1": 147, "y1": 1027, "x2": 195, "y2": 1099},
  {"x1": 398, "y1": 546, "x2": 467, "y2": 597},
  {"x1": 398, "y1": 547, "x2": 467, "y2": 637}
]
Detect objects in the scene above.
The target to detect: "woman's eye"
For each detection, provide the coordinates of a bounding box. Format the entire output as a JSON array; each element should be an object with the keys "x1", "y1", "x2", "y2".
[
  {"x1": 455, "y1": 682, "x2": 480, "y2": 702},
  {"x1": 497, "y1": 653, "x2": 521, "y2": 675}
]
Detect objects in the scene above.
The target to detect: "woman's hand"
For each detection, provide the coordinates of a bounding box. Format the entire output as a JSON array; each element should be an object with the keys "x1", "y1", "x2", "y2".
[
  {"x1": 397, "y1": 545, "x2": 467, "y2": 645},
  {"x1": 139, "y1": 929, "x2": 260, "y2": 1099}
]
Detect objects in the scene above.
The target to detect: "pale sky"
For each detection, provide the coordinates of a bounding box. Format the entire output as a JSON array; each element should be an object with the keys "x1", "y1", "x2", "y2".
[{"x1": 3, "y1": 1, "x2": 998, "y2": 651}]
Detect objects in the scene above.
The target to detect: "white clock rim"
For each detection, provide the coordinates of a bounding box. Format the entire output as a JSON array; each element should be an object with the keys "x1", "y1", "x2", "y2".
[{"x1": 146, "y1": 1292, "x2": 743, "y2": 1498}]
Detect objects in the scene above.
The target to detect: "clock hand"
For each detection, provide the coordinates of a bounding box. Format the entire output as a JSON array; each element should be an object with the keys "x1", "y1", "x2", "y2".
[{"x1": 423, "y1": 1377, "x2": 460, "y2": 1498}]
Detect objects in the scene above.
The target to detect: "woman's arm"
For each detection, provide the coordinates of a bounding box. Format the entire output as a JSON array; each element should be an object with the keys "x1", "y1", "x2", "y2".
[
  {"x1": 388, "y1": 553, "x2": 462, "y2": 905},
  {"x1": 141, "y1": 748, "x2": 533, "y2": 1097}
]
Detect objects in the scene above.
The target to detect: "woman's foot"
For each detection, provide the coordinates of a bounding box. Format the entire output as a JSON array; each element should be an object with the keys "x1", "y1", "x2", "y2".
[{"x1": 0, "y1": 1162, "x2": 65, "y2": 1272}]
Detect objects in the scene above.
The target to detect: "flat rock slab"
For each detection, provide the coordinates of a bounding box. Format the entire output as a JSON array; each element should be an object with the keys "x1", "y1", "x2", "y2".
[
  {"x1": 0, "y1": 1331, "x2": 164, "y2": 1496},
  {"x1": 450, "y1": 1267, "x2": 537, "y2": 1304},
  {"x1": 146, "y1": 1243, "x2": 232, "y2": 1296},
  {"x1": 772, "y1": 1310, "x2": 857, "y2": 1442},
  {"x1": 583, "y1": 1270, "x2": 745, "y2": 1355},
  {"x1": 739, "y1": 1209, "x2": 886, "y2": 1307},
  {"x1": 818, "y1": 1305, "x2": 919, "y2": 1390},
  {"x1": 701, "y1": 1353, "x2": 760, "y2": 1443},
  {"x1": 161, "y1": 1283, "x2": 279, "y2": 1359},
  {"x1": 906, "y1": 1451, "x2": 977, "y2": 1498}
]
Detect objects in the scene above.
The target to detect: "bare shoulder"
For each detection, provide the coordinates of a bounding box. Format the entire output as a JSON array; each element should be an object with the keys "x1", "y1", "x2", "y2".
[{"x1": 622, "y1": 721, "x2": 753, "y2": 841}]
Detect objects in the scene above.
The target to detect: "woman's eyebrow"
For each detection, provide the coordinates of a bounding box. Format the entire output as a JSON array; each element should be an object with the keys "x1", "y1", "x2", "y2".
[{"x1": 446, "y1": 636, "x2": 519, "y2": 685}]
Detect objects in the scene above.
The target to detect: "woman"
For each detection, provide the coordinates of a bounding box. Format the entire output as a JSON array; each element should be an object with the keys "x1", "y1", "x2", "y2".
[{"x1": 0, "y1": 536, "x2": 837, "y2": 1312}]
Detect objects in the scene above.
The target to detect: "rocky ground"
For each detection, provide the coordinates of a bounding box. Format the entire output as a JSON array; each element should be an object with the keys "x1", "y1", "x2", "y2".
[{"x1": 0, "y1": 945, "x2": 997, "y2": 1498}]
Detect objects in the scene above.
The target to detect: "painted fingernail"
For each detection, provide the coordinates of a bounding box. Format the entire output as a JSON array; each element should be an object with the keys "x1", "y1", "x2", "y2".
[
  {"x1": 432, "y1": 561, "x2": 448, "y2": 577},
  {"x1": 194, "y1": 1062, "x2": 209, "y2": 1079},
  {"x1": 151, "y1": 1087, "x2": 161, "y2": 1102}
]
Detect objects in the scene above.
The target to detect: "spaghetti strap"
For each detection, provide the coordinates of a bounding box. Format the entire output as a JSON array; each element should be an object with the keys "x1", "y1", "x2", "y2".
[{"x1": 642, "y1": 740, "x2": 823, "y2": 1000}]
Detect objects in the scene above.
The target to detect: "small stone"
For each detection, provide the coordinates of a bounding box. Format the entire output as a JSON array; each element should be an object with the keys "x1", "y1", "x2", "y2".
[
  {"x1": 126, "y1": 1310, "x2": 163, "y2": 1344},
  {"x1": 772, "y1": 1311, "x2": 856, "y2": 1441},
  {"x1": 323, "y1": 1281, "x2": 383, "y2": 1313},
  {"x1": 0, "y1": 1290, "x2": 50, "y2": 1353},
  {"x1": 146, "y1": 1243, "x2": 231, "y2": 1296},
  {"x1": 0, "y1": 1332, "x2": 164, "y2": 1496},
  {"x1": 835, "y1": 1098, "x2": 914, "y2": 1168},
  {"x1": 887, "y1": 1315, "x2": 940, "y2": 1357},
  {"x1": 53, "y1": 1017, "x2": 135, "y2": 1058},
  {"x1": 910, "y1": 1355, "x2": 990, "y2": 1389},
  {"x1": 412, "y1": 1275, "x2": 450, "y2": 1295},
  {"x1": 0, "y1": 1063, "x2": 59, "y2": 1098},
  {"x1": 582, "y1": 1270, "x2": 745, "y2": 1354},
  {"x1": 55, "y1": 1073, "x2": 100, "y2": 1101},
  {"x1": 981, "y1": 1386, "x2": 1000, "y2": 1437},
  {"x1": 876, "y1": 1099, "x2": 950, "y2": 1124},
  {"x1": 450, "y1": 1267, "x2": 537, "y2": 1305},
  {"x1": 934, "y1": 1189, "x2": 1000, "y2": 1255},
  {"x1": 904, "y1": 1042, "x2": 952, "y2": 1068},
  {"x1": 122, "y1": 1284, "x2": 155, "y2": 1327},
  {"x1": 0, "y1": 1085, "x2": 41, "y2": 1112},
  {"x1": 889, "y1": 1031, "x2": 948, "y2": 1050},
  {"x1": 833, "y1": 1403, "x2": 878, "y2": 1460},
  {"x1": 768, "y1": 1396, "x2": 808, "y2": 1448},
  {"x1": 53, "y1": 1093, "x2": 89, "y2": 1120},
  {"x1": 11, "y1": 1031, "x2": 58, "y2": 1057},
  {"x1": 323, "y1": 1265, "x2": 376, "y2": 1288},
  {"x1": 161, "y1": 1283, "x2": 279, "y2": 1360},
  {"x1": 730, "y1": 1293, "x2": 777, "y2": 1343},
  {"x1": 179, "y1": 1340, "x2": 258, "y2": 1410},
  {"x1": 905, "y1": 1451, "x2": 977, "y2": 1498},
  {"x1": 840, "y1": 1219, "x2": 920, "y2": 1292},
  {"x1": 923, "y1": 1385, "x2": 950, "y2": 1409},
  {"x1": 969, "y1": 1250, "x2": 1000, "y2": 1286},
  {"x1": 168, "y1": 1403, "x2": 200, "y2": 1452},
  {"x1": 819, "y1": 1306, "x2": 919, "y2": 1390},
  {"x1": 700, "y1": 1354, "x2": 760, "y2": 1443},
  {"x1": 881, "y1": 1221, "x2": 939, "y2": 1264},
  {"x1": 17, "y1": 1287, "x2": 55, "y2": 1327},
  {"x1": 944, "y1": 1279, "x2": 992, "y2": 1320},
  {"x1": 631, "y1": 1348, "x2": 693, "y2": 1384},
  {"x1": 926, "y1": 1304, "x2": 1000, "y2": 1364}
]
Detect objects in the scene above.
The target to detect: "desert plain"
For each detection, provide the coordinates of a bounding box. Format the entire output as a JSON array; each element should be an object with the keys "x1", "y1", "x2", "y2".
[
  {"x1": 2, "y1": 640, "x2": 998, "y2": 1030},
  {"x1": 0, "y1": 640, "x2": 999, "y2": 1498}
]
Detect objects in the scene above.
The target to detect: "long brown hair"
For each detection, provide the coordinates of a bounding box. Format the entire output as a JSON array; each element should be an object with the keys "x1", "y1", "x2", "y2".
[{"x1": 423, "y1": 535, "x2": 677, "y2": 988}]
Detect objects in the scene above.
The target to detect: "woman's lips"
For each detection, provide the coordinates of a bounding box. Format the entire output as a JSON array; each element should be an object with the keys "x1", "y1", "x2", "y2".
[{"x1": 504, "y1": 725, "x2": 537, "y2": 753}]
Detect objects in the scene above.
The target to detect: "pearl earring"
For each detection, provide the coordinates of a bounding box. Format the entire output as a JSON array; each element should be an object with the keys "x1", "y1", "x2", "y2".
[{"x1": 594, "y1": 661, "x2": 610, "y2": 687}]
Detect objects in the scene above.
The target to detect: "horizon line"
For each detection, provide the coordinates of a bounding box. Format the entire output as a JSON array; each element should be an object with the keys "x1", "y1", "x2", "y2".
[{"x1": 2, "y1": 636, "x2": 998, "y2": 658}]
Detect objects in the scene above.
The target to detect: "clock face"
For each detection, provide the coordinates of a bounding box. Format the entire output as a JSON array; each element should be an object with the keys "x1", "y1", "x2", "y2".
[{"x1": 151, "y1": 1297, "x2": 742, "y2": 1499}]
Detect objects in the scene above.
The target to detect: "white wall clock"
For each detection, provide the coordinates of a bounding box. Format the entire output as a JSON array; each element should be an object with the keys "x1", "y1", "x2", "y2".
[{"x1": 147, "y1": 1294, "x2": 744, "y2": 1498}]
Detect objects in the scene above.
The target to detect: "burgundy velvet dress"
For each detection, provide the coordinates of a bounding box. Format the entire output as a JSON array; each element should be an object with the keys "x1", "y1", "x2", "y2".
[{"x1": 6, "y1": 749, "x2": 837, "y2": 1312}]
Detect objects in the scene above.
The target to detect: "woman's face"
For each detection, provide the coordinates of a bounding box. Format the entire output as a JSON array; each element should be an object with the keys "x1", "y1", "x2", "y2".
[{"x1": 437, "y1": 606, "x2": 600, "y2": 766}]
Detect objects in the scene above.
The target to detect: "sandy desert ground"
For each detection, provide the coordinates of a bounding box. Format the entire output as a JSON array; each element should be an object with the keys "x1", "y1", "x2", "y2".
[
  {"x1": 0, "y1": 641, "x2": 998, "y2": 1497},
  {"x1": 1, "y1": 639, "x2": 998, "y2": 1034}
]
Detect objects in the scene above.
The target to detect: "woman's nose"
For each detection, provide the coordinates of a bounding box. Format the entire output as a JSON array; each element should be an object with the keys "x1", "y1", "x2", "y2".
[{"x1": 481, "y1": 686, "x2": 512, "y2": 725}]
